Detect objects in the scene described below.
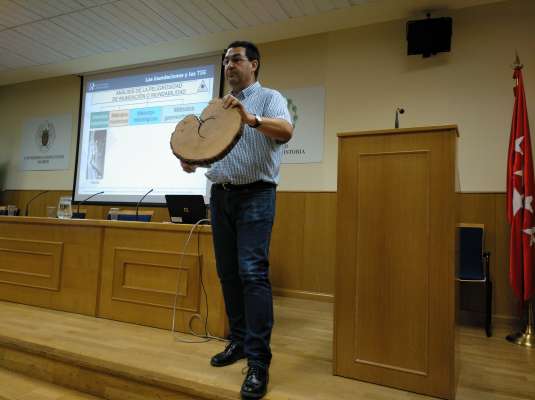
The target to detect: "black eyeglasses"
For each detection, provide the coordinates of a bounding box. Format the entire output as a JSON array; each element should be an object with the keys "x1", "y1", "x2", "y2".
[{"x1": 223, "y1": 55, "x2": 250, "y2": 66}]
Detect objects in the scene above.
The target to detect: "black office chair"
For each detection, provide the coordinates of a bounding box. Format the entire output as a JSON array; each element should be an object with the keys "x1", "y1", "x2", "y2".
[{"x1": 457, "y1": 224, "x2": 492, "y2": 337}]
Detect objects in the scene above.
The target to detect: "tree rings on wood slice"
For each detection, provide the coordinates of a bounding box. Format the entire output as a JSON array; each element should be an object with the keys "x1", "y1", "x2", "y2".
[{"x1": 170, "y1": 99, "x2": 243, "y2": 166}]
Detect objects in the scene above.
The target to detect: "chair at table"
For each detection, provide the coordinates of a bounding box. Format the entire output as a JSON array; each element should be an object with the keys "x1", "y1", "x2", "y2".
[
  {"x1": 0, "y1": 206, "x2": 20, "y2": 216},
  {"x1": 107, "y1": 209, "x2": 153, "y2": 222},
  {"x1": 72, "y1": 208, "x2": 87, "y2": 219},
  {"x1": 457, "y1": 223, "x2": 492, "y2": 337}
]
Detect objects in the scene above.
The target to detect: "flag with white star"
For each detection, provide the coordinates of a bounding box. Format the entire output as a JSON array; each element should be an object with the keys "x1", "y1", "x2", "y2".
[{"x1": 506, "y1": 66, "x2": 534, "y2": 302}]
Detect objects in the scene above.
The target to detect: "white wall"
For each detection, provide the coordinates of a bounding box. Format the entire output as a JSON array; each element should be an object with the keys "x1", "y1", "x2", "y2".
[
  {"x1": 0, "y1": 76, "x2": 80, "y2": 190},
  {"x1": 262, "y1": 0, "x2": 535, "y2": 192},
  {"x1": 0, "y1": 0, "x2": 533, "y2": 192}
]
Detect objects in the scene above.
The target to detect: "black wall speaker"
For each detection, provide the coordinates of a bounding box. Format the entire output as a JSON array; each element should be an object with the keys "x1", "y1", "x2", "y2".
[{"x1": 407, "y1": 16, "x2": 452, "y2": 58}]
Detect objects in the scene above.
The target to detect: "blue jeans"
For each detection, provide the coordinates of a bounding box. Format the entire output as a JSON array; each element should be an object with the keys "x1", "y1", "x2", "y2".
[{"x1": 210, "y1": 184, "x2": 276, "y2": 367}]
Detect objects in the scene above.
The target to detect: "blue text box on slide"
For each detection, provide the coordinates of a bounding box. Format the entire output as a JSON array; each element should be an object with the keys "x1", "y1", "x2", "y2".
[{"x1": 129, "y1": 107, "x2": 162, "y2": 125}]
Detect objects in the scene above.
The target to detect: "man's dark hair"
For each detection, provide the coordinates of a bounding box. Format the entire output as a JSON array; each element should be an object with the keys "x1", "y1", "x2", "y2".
[{"x1": 226, "y1": 41, "x2": 260, "y2": 79}]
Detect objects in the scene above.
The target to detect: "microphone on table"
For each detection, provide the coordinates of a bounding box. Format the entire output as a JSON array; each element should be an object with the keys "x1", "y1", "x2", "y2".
[
  {"x1": 25, "y1": 190, "x2": 50, "y2": 216},
  {"x1": 395, "y1": 107, "x2": 405, "y2": 129},
  {"x1": 136, "y1": 188, "x2": 153, "y2": 221},
  {"x1": 75, "y1": 191, "x2": 104, "y2": 219}
]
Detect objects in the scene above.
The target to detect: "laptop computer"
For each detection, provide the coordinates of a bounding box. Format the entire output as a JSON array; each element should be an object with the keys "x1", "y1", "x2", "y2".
[{"x1": 165, "y1": 194, "x2": 208, "y2": 224}]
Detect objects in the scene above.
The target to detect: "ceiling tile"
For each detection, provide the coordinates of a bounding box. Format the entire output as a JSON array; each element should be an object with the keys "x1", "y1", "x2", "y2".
[
  {"x1": 0, "y1": 46, "x2": 36, "y2": 68},
  {"x1": 75, "y1": 0, "x2": 114, "y2": 6},
  {"x1": 174, "y1": 0, "x2": 223, "y2": 34},
  {"x1": 225, "y1": 0, "x2": 262, "y2": 26},
  {"x1": 192, "y1": 0, "x2": 234, "y2": 31},
  {"x1": 266, "y1": 0, "x2": 304, "y2": 20},
  {"x1": 312, "y1": 0, "x2": 336, "y2": 12},
  {"x1": 206, "y1": 0, "x2": 250, "y2": 29},
  {"x1": 53, "y1": 13, "x2": 126, "y2": 53},
  {"x1": 99, "y1": 2, "x2": 163, "y2": 44},
  {"x1": 96, "y1": 2, "x2": 158, "y2": 45},
  {"x1": 13, "y1": 0, "x2": 83, "y2": 18},
  {"x1": 125, "y1": 0, "x2": 186, "y2": 40},
  {"x1": 331, "y1": 0, "x2": 351, "y2": 7},
  {"x1": 0, "y1": 0, "x2": 41, "y2": 27},
  {"x1": 15, "y1": 20, "x2": 100, "y2": 58},
  {"x1": 241, "y1": 0, "x2": 278, "y2": 24},
  {"x1": 0, "y1": 29, "x2": 70, "y2": 64},
  {"x1": 295, "y1": 0, "x2": 320, "y2": 16}
]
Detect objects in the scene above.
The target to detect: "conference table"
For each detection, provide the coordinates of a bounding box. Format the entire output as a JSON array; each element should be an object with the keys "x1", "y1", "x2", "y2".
[{"x1": 0, "y1": 216, "x2": 227, "y2": 337}]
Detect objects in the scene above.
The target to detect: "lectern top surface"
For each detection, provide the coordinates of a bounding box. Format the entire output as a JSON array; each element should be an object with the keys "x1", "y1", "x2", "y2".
[{"x1": 337, "y1": 124, "x2": 459, "y2": 138}]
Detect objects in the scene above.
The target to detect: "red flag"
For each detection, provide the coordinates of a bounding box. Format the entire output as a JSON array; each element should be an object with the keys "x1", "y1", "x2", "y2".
[{"x1": 506, "y1": 67, "x2": 535, "y2": 302}]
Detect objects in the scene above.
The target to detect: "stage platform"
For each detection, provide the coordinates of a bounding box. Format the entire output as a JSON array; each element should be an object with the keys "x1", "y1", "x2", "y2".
[
  {"x1": 0, "y1": 297, "x2": 532, "y2": 400},
  {"x1": 0, "y1": 368, "x2": 102, "y2": 399}
]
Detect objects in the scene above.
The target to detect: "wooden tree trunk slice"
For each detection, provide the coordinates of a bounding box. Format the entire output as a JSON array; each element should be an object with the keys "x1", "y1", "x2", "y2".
[{"x1": 170, "y1": 99, "x2": 243, "y2": 166}]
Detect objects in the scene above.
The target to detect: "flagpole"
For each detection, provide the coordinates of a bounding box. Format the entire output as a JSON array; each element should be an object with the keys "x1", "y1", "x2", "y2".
[
  {"x1": 512, "y1": 50, "x2": 523, "y2": 69},
  {"x1": 506, "y1": 52, "x2": 535, "y2": 347},
  {"x1": 506, "y1": 300, "x2": 535, "y2": 347}
]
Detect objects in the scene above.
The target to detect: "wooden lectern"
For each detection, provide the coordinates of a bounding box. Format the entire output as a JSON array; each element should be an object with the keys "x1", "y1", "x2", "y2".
[{"x1": 334, "y1": 125, "x2": 458, "y2": 399}]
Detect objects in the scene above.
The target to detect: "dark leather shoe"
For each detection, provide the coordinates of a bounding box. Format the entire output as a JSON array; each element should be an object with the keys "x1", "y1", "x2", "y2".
[
  {"x1": 241, "y1": 364, "x2": 269, "y2": 399},
  {"x1": 210, "y1": 342, "x2": 245, "y2": 367}
]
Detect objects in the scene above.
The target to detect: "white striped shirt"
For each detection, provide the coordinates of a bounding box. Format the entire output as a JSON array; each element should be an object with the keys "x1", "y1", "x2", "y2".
[{"x1": 206, "y1": 81, "x2": 292, "y2": 185}]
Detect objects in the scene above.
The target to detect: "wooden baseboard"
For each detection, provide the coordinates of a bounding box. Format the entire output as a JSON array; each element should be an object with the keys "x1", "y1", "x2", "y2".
[
  {"x1": 458, "y1": 310, "x2": 520, "y2": 330},
  {"x1": 272, "y1": 287, "x2": 334, "y2": 303},
  {"x1": 493, "y1": 314, "x2": 522, "y2": 330}
]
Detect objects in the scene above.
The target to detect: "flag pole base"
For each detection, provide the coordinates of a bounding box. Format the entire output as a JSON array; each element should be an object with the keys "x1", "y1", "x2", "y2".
[
  {"x1": 506, "y1": 302, "x2": 535, "y2": 348},
  {"x1": 506, "y1": 327, "x2": 535, "y2": 347}
]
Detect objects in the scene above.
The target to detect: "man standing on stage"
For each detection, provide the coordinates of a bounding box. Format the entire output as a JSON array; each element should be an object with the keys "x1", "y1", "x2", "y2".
[{"x1": 181, "y1": 41, "x2": 293, "y2": 399}]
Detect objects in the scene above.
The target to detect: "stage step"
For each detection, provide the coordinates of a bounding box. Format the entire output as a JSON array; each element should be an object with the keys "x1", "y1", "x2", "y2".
[
  {"x1": 0, "y1": 334, "x2": 230, "y2": 400},
  {"x1": 0, "y1": 298, "x2": 530, "y2": 400},
  {"x1": 0, "y1": 301, "x2": 251, "y2": 400},
  {"x1": 0, "y1": 367, "x2": 103, "y2": 400}
]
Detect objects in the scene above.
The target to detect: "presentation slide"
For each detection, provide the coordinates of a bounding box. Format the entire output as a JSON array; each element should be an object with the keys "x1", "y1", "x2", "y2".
[{"x1": 74, "y1": 55, "x2": 222, "y2": 205}]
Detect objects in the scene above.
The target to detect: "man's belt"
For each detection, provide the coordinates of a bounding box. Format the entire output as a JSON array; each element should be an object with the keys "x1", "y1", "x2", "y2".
[{"x1": 214, "y1": 180, "x2": 276, "y2": 191}]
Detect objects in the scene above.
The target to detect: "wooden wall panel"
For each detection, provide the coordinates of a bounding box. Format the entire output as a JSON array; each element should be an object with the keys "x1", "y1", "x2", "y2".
[
  {"x1": 270, "y1": 191, "x2": 337, "y2": 301},
  {"x1": 1, "y1": 190, "x2": 520, "y2": 320},
  {"x1": 270, "y1": 192, "x2": 306, "y2": 295},
  {"x1": 0, "y1": 237, "x2": 62, "y2": 290},
  {"x1": 0, "y1": 219, "x2": 102, "y2": 315},
  {"x1": 493, "y1": 194, "x2": 517, "y2": 318},
  {"x1": 111, "y1": 247, "x2": 201, "y2": 313},
  {"x1": 303, "y1": 192, "x2": 337, "y2": 296},
  {"x1": 98, "y1": 226, "x2": 226, "y2": 337}
]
